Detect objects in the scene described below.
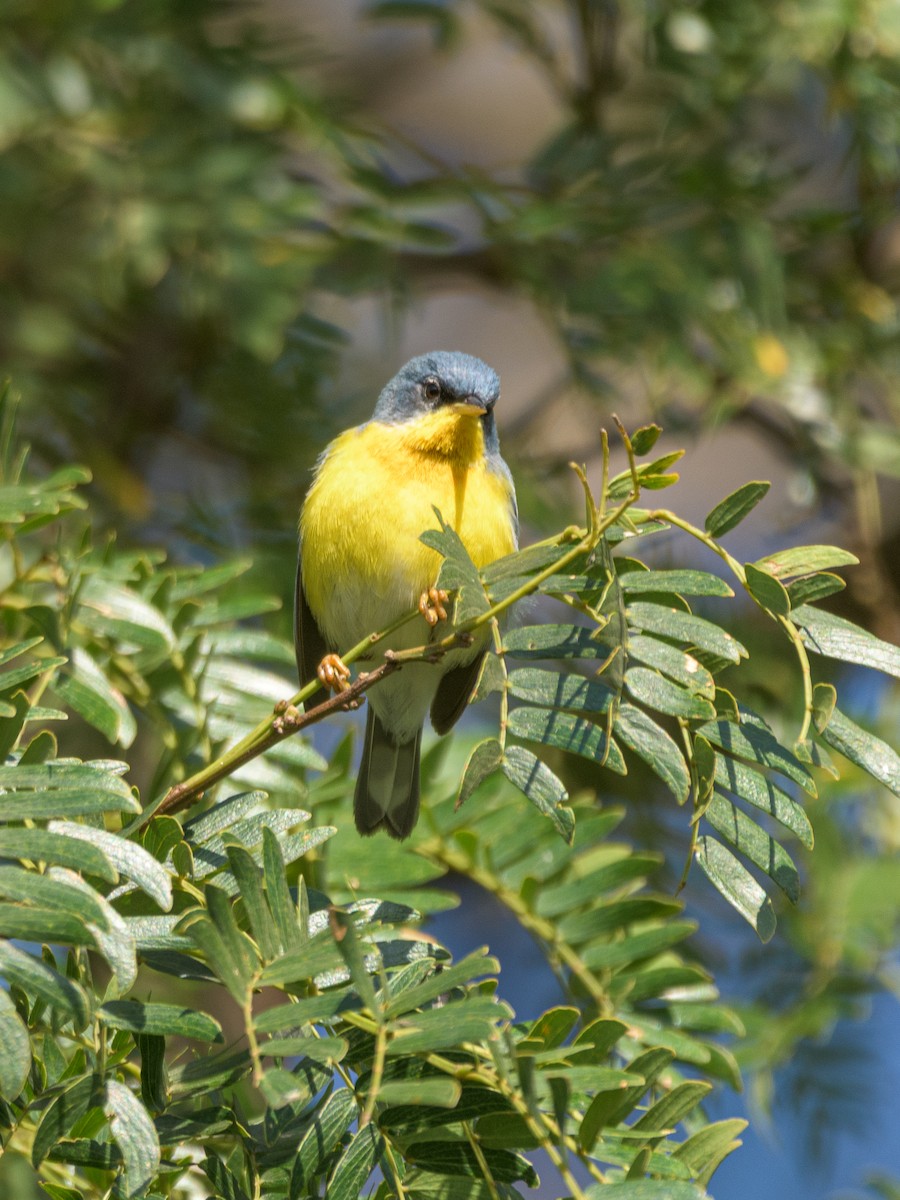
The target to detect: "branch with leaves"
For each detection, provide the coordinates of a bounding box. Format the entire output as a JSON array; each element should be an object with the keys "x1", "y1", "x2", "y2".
[{"x1": 2, "y1": 399, "x2": 900, "y2": 1198}]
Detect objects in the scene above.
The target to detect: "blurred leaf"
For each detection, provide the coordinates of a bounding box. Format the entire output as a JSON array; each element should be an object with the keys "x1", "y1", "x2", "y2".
[
  {"x1": 0, "y1": 987, "x2": 31, "y2": 1101},
  {"x1": 54, "y1": 649, "x2": 136, "y2": 747}
]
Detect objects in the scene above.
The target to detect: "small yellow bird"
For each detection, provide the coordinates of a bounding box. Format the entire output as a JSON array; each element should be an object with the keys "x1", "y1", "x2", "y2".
[{"x1": 296, "y1": 351, "x2": 518, "y2": 838}]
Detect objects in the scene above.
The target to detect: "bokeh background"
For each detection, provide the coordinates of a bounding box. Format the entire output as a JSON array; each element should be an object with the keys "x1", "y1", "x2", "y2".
[{"x1": 2, "y1": 1, "x2": 899, "y2": 1197}]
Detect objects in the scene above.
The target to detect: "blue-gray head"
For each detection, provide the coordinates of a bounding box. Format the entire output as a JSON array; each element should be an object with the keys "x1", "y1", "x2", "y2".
[
  {"x1": 372, "y1": 350, "x2": 515, "y2": 531},
  {"x1": 373, "y1": 351, "x2": 500, "y2": 424}
]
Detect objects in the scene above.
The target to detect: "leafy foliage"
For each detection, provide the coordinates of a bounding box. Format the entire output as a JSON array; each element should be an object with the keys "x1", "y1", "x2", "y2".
[{"x1": 1, "y1": 401, "x2": 898, "y2": 1198}]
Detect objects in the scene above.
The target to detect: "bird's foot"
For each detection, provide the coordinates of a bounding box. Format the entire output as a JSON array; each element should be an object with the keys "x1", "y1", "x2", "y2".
[
  {"x1": 317, "y1": 653, "x2": 351, "y2": 693},
  {"x1": 418, "y1": 586, "x2": 449, "y2": 627}
]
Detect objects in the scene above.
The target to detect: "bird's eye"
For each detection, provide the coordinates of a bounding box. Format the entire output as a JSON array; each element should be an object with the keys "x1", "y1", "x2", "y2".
[{"x1": 423, "y1": 378, "x2": 441, "y2": 402}]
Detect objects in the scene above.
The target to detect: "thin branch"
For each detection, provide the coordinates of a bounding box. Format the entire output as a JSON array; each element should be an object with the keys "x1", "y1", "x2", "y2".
[{"x1": 152, "y1": 657, "x2": 401, "y2": 819}]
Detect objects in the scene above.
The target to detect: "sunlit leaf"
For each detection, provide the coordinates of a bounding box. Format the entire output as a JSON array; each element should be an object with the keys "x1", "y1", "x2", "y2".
[
  {"x1": 695, "y1": 836, "x2": 776, "y2": 942},
  {"x1": 704, "y1": 481, "x2": 770, "y2": 537}
]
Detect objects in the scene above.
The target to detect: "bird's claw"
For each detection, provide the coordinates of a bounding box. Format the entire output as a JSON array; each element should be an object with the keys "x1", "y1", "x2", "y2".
[
  {"x1": 317, "y1": 653, "x2": 351, "y2": 693},
  {"x1": 419, "y1": 586, "x2": 449, "y2": 627}
]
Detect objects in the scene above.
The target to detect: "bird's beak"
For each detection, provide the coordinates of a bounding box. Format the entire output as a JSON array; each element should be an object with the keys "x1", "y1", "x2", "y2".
[{"x1": 452, "y1": 397, "x2": 489, "y2": 417}]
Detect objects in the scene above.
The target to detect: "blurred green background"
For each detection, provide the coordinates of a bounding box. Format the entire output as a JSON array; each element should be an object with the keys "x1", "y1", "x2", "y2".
[{"x1": 2, "y1": 2, "x2": 899, "y2": 1197}]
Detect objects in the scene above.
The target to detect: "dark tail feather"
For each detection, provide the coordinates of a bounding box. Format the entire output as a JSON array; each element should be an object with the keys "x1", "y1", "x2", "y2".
[{"x1": 354, "y1": 708, "x2": 421, "y2": 839}]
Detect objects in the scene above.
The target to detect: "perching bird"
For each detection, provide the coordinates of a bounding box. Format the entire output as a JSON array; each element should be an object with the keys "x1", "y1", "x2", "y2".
[{"x1": 296, "y1": 351, "x2": 518, "y2": 839}]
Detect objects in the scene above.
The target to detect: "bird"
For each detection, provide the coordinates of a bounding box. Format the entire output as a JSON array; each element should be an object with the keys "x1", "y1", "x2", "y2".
[{"x1": 295, "y1": 351, "x2": 518, "y2": 839}]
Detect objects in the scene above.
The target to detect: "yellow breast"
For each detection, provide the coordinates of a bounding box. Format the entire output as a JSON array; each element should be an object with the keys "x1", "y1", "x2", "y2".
[{"x1": 300, "y1": 408, "x2": 516, "y2": 649}]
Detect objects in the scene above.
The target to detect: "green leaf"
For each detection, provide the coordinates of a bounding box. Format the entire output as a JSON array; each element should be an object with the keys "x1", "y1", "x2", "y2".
[
  {"x1": 625, "y1": 667, "x2": 716, "y2": 721},
  {"x1": 534, "y1": 854, "x2": 663, "y2": 919},
  {"x1": 406, "y1": 1140, "x2": 538, "y2": 1186},
  {"x1": 698, "y1": 717, "x2": 816, "y2": 794},
  {"x1": 262, "y1": 1034, "x2": 348, "y2": 1063},
  {"x1": 326, "y1": 1122, "x2": 383, "y2": 1200},
  {"x1": 704, "y1": 795, "x2": 800, "y2": 902},
  {"x1": 626, "y1": 635, "x2": 714, "y2": 697},
  {"x1": 33, "y1": 1074, "x2": 102, "y2": 1165},
  {"x1": 501, "y1": 746, "x2": 574, "y2": 842},
  {"x1": 99, "y1": 1001, "x2": 223, "y2": 1042},
  {"x1": 559, "y1": 895, "x2": 683, "y2": 944},
  {"x1": 0, "y1": 941, "x2": 90, "y2": 1027},
  {"x1": 386, "y1": 996, "x2": 512, "y2": 1056},
  {"x1": 375, "y1": 1077, "x2": 462, "y2": 1108},
  {"x1": 290, "y1": 1088, "x2": 356, "y2": 1197},
  {"x1": 225, "y1": 842, "x2": 280, "y2": 961},
  {"x1": 138, "y1": 1033, "x2": 167, "y2": 1112},
  {"x1": 0, "y1": 864, "x2": 110, "y2": 929},
  {"x1": 0, "y1": 635, "x2": 45, "y2": 668},
  {"x1": 0, "y1": 827, "x2": 117, "y2": 882},
  {"x1": 792, "y1": 605, "x2": 900, "y2": 680},
  {"x1": 695, "y1": 836, "x2": 776, "y2": 942},
  {"x1": 820, "y1": 707, "x2": 900, "y2": 797},
  {"x1": 626, "y1": 603, "x2": 747, "y2": 664},
  {"x1": 615, "y1": 703, "x2": 691, "y2": 803},
  {"x1": 585, "y1": 1183, "x2": 706, "y2": 1199},
  {"x1": 0, "y1": 656, "x2": 67, "y2": 695},
  {"x1": 508, "y1": 706, "x2": 625, "y2": 771},
  {"x1": 0, "y1": 690, "x2": 32, "y2": 759},
  {"x1": 631, "y1": 424, "x2": 663, "y2": 455},
  {"x1": 744, "y1": 563, "x2": 791, "y2": 616},
  {"x1": 0, "y1": 903, "x2": 93, "y2": 945},
  {"x1": 384, "y1": 948, "x2": 499, "y2": 1018},
  {"x1": 502, "y1": 623, "x2": 613, "y2": 660},
  {"x1": 714, "y1": 755, "x2": 813, "y2": 848},
  {"x1": 581, "y1": 921, "x2": 698, "y2": 971},
  {"x1": 54, "y1": 648, "x2": 137, "y2": 747},
  {"x1": 104, "y1": 1078, "x2": 161, "y2": 1197},
  {"x1": 420, "y1": 511, "x2": 489, "y2": 622},
  {"x1": 812, "y1": 682, "x2": 837, "y2": 732},
  {"x1": 482, "y1": 541, "x2": 575, "y2": 587},
  {"x1": 259, "y1": 933, "x2": 345, "y2": 987},
  {"x1": 202, "y1": 1156, "x2": 251, "y2": 1200},
  {"x1": 673, "y1": 1117, "x2": 747, "y2": 1184},
  {"x1": 169, "y1": 558, "x2": 252, "y2": 600},
  {"x1": 0, "y1": 761, "x2": 139, "y2": 819},
  {"x1": 329, "y1": 908, "x2": 379, "y2": 1015},
  {"x1": 573, "y1": 1017, "x2": 630, "y2": 1058},
  {"x1": 262, "y1": 827, "x2": 304, "y2": 954},
  {"x1": 786, "y1": 571, "x2": 846, "y2": 608},
  {"x1": 168, "y1": 1048, "x2": 251, "y2": 1097},
  {"x1": 579, "y1": 1047, "x2": 674, "y2": 1149},
  {"x1": 48, "y1": 820, "x2": 171, "y2": 910},
  {"x1": 621, "y1": 569, "x2": 733, "y2": 597},
  {"x1": 456, "y1": 738, "x2": 503, "y2": 810},
  {"x1": 754, "y1": 545, "x2": 858, "y2": 579},
  {"x1": 0, "y1": 987, "x2": 31, "y2": 1100},
  {"x1": 507, "y1": 667, "x2": 615, "y2": 713},
  {"x1": 704, "y1": 481, "x2": 770, "y2": 537},
  {"x1": 79, "y1": 579, "x2": 176, "y2": 661}
]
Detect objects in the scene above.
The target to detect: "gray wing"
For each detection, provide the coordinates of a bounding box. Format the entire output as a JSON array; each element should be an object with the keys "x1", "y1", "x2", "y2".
[
  {"x1": 430, "y1": 652, "x2": 486, "y2": 736},
  {"x1": 294, "y1": 546, "x2": 328, "y2": 693}
]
